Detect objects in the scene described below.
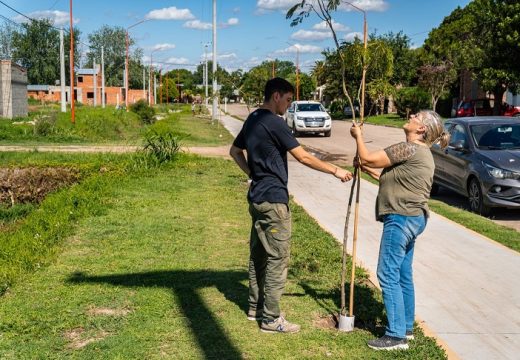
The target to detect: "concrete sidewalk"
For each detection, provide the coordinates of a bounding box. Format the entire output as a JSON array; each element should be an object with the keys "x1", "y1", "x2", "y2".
[{"x1": 217, "y1": 109, "x2": 520, "y2": 360}]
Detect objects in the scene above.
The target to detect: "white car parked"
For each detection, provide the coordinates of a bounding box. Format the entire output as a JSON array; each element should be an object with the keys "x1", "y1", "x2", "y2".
[{"x1": 285, "y1": 101, "x2": 332, "y2": 137}]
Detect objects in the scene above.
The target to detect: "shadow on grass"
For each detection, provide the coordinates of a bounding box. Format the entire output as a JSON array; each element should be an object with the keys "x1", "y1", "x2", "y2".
[
  {"x1": 68, "y1": 269, "x2": 248, "y2": 360},
  {"x1": 299, "y1": 281, "x2": 386, "y2": 335}
]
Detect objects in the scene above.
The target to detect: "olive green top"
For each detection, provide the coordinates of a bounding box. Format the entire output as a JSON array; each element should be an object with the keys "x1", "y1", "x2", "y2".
[{"x1": 376, "y1": 142, "x2": 434, "y2": 221}]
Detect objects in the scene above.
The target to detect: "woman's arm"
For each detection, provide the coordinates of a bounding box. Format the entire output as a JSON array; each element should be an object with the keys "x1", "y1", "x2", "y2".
[{"x1": 350, "y1": 122, "x2": 392, "y2": 168}]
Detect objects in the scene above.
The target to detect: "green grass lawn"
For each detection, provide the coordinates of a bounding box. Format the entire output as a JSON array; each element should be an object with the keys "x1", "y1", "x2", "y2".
[
  {"x1": 0, "y1": 104, "x2": 232, "y2": 147},
  {"x1": 0, "y1": 154, "x2": 446, "y2": 359},
  {"x1": 363, "y1": 114, "x2": 406, "y2": 128}
]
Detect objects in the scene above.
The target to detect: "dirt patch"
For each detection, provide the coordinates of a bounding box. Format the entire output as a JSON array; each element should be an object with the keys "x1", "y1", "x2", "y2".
[
  {"x1": 0, "y1": 167, "x2": 80, "y2": 206},
  {"x1": 313, "y1": 313, "x2": 339, "y2": 330},
  {"x1": 64, "y1": 327, "x2": 110, "y2": 349},
  {"x1": 87, "y1": 307, "x2": 132, "y2": 317}
]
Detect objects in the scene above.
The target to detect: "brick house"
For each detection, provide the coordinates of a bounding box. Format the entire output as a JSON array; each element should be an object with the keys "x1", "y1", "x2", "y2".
[{"x1": 27, "y1": 66, "x2": 149, "y2": 107}]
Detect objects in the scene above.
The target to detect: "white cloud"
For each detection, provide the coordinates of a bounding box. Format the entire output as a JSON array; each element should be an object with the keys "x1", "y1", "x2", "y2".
[
  {"x1": 227, "y1": 18, "x2": 239, "y2": 26},
  {"x1": 273, "y1": 44, "x2": 322, "y2": 56},
  {"x1": 165, "y1": 57, "x2": 190, "y2": 65},
  {"x1": 145, "y1": 6, "x2": 195, "y2": 20},
  {"x1": 14, "y1": 10, "x2": 79, "y2": 26},
  {"x1": 291, "y1": 29, "x2": 331, "y2": 41},
  {"x1": 256, "y1": 0, "x2": 300, "y2": 14},
  {"x1": 312, "y1": 20, "x2": 350, "y2": 32},
  {"x1": 344, "y1": 32, "x2": 363, "y2": 41},
  {"x1": 219, "y1": 53, "x2": 238, "y2": 61},
  {"x1": 338, "y1": 0, "x2": 389, "y2": 12},
  {"x1": 152, "y1": 43, "x2": 176, "y2": 51},
  {"x1": 183, "y1": 20, "x2": 212, "y2": 30}
]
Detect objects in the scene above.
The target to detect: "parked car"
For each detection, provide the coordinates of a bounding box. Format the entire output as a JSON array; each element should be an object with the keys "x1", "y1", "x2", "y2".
[
  {"x1": 455, "y1": 99, "x2": 493, "y2": 117},
  {"x1": 285, "y1": 101, "x2": 332, "y2": 137},
  {"x1": 502, "y1": 102, "x2": 520, "y2": 117},
  {"x1": 430, "y1": 116, "x2": 520, "y2": 215},
  {"x1": 343, "y1": 103, "x2": 360, "y2": 118}
]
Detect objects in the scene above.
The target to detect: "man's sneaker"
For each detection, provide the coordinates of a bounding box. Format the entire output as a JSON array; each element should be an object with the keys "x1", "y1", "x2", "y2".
[
  {"x1": 247, "y1": 309, "x2": 262, "y2": 321},
  {"x1": 260, "y1": 316, "x2": 300, "y2": 334},
  {"x1": 406, "y1": 330, "x2": 414, "y2": 341},
  {"x1": 367, "y1": 335, "x2": 408, "y2": 350}
]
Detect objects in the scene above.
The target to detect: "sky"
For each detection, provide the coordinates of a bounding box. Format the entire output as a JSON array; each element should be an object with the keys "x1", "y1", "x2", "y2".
[{"x1": 2, "y1": 0, "x2": 471, "y2": 73}]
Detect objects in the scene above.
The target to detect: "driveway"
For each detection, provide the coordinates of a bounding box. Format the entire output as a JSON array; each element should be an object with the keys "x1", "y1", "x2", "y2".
[{"x1": 222, "y1": 104, "x2": 520, "y2": 360}]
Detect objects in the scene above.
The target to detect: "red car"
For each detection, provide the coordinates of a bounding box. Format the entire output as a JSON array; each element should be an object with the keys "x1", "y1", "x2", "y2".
[
  {"x1": 502, "y1": 102, "x2": 520, "y2": 117},
  {"x1": 455, "y1": 99, "x2": 493, "y2": 117}
]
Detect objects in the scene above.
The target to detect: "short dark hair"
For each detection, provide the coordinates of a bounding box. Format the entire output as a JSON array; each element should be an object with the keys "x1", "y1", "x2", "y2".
[{"x1": 264, "y1": 77, "x2": 294, "y2": 102}]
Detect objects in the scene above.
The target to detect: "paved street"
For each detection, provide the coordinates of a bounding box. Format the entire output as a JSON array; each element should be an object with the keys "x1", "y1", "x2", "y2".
[{"x1": 221, "y1": 105, "x2": 520, "y2": 360}]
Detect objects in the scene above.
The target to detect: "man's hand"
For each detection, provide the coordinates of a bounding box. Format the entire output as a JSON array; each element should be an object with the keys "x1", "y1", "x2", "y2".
[{"x1": 334, "y1": 167, "x2": 353, "y2": 182}]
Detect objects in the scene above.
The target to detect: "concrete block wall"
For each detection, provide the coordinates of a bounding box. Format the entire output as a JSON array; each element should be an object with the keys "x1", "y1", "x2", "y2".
[{"x1": 0, "y1": 60, "x2": 28, "y2": 119}]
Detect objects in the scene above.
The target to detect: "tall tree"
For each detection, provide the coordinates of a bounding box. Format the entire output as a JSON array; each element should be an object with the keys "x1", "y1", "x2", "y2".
[
  {"x1": 86, "y1": 25, "x2": 143, "y2": 88},
  {"x1": 11, "y1": 19, "x2": 80, "y2": 85},
  {"x1": 375, "y1": 31, "x2": 418, "y2": 87},
  {"x1": 424, "y1": 0, "x2": 520, "y2": 114},
  {"x1": 418, "y1": 61, "x2": 457, "y2": 111}
]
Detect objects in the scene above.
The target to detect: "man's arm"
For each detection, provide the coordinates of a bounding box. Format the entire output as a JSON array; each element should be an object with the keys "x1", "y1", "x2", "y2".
[
  {"x1": 289, "y1": 146, "x2": 352, "y2": 182},
  {"x1": 229, "y1": 145, "x2": 250, "y2": 177}
]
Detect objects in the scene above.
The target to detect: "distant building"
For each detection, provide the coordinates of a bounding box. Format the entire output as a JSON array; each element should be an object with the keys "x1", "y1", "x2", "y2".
[
  {"x1": 0, "y1": 60, "x2": 28, "y2": 118},
  {"x1": 27, "y1": 67, "x2": 150, "y2": 107}
]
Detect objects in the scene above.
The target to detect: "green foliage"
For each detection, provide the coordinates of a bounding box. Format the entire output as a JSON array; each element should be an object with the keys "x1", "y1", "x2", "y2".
[
  {"x1": 86, "y1": 25, "x2": 144, "y2": 88},
  {"x1": 394, "y1": 87, "x2": 431, "y2": 118},
  {"x1": 133, "y1": 129, "x2": 181, "y2": 168},
  {"x1": 33, "y1": 114, "x2": 57, "y2": 136},
  {"x1": 328, "y1": 99, "x2": 346, "y2": 119},
  {"x1": 0, "y1": 203, "x2": 35, "y2": 225},
  {"x1": 11, "y1": 19, "x2": 80, "y2": 85},
  {"x1": 129, "y1": 100, "x2": 156, "y2": 124}
]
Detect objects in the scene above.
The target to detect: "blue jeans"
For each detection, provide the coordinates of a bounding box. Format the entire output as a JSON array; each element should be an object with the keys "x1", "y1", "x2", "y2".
[{"x1": 377, "y1": 214, "x2": 427, "y2": 338}]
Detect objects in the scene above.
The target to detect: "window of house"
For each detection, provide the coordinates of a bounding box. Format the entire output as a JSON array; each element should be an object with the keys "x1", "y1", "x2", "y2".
[
  {"x1": 87, "y1": 92, "x2": 94, "y2": 99},
  {"x1": 78, "y1": 76, "x2": 83, "y2": 83}
]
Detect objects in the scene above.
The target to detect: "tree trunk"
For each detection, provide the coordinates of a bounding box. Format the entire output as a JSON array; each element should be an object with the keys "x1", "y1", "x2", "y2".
[{"x1": 493, "y1": 87, "x2": 506, "y2": 115}]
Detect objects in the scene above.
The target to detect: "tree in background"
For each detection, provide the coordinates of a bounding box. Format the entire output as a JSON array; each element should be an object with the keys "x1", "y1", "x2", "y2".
[
  {"x1": 375, "y1": 31, "x2": 418, "y2": 87},
  {"x1": 423, "y1": 0, "x2": 520, "y2": 114},
  {"x1": 418, "y1": 61, "x2": 457, "y2": 111},
  {"x1": 241, "y1": 65, "x2": 270, "y2": 110},
  {"x1": 86, "y1": 25, "x2": 145, "y2": 89},
  {"x1": 11, "y1": 19, "x2": 80, "y2": 85},
  {"x1": 159, "y1": 76, "x2": 178, "y2": 103}
]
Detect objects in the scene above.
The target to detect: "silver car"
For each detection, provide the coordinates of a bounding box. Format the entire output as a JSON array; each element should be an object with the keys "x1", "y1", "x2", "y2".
[
  {"x1": 285, "y1": 101, "x2": 332, "y2": 137},
  {"x1": 431, "y1": 117, "x2": 520, "y2": 215}
]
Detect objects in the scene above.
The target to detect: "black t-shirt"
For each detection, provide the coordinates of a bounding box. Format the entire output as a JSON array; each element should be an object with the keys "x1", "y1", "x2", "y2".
[{"x1": 233, "y1": 108, "x2": 300, "y2": 204}]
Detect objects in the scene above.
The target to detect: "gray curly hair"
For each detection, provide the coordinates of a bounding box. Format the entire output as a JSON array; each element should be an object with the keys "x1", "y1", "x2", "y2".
[{"x1": 419, "y1": 110, "x2": 450, "y2": 149}]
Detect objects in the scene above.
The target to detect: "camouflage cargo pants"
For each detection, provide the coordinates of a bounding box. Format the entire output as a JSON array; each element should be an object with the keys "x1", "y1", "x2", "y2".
[{"x1": 248, "y1": 201, "x2": 292, "y2": 321}]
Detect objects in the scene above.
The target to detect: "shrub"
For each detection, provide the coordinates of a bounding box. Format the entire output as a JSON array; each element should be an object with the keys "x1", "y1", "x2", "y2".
[
  {"x1": 131, "y1": 129, "x2": 182, "y2": 169},
  {"x1": 129, "y1": 100, "x2": 156, "y2": 124},
  {"x1": 329, "y1": 99, "x2": 346, "y2": 119},
  {"x1": 33, "y1": 114, "x2": 57, "y2": 136},
  {"x1": 394, "y1": 87, "x2": 430, "y2": 118}
]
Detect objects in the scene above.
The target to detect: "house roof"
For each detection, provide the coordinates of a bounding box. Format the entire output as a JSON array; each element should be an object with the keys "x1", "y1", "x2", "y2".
[
  {"x1": 76, "y1": 69, "x2": 98, "y2": 75},
  {"x1": 27, "y1": 85, "x2": 49, "y2": 91}
]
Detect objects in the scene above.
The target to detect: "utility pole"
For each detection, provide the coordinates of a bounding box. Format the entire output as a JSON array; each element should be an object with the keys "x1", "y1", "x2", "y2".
[
  {"x1": 93, "y1": 57, "x2": 97, "y2": 106},
  {"x1": 272, "y1": 60, "x2": 275, "y2": 78},
  {"x1": 212, "y1": 0, "x2": 218, "y2": 122},
  {"x1": 159, "y1": 69, "x2": 162, "y2": 104},
  {"x1": 143, "y1": 68, "x2": 146, "y2": 101},
  {"x1": 125, "y1": 30, "x2": 129, "y2": 110},
  {"x1": 148, "y1": 66, "x2": 152, "y2": 105},
  {"x1": 101, "y1": 46, "x2": 105, "y2": 108},
  {"x1": 69, "y1": 0, "x2": 75, "y2": 123},
  {"x1": 154, "y1": 74, "x2": 157, "y2": 105},
  {"x1": 59, "y1": 28, "x2": 66, "y2": 112},
  {"x1": 204, "y1": 43, "x2": 209, "y2": 106},
  {"x1": 296, "y1": 46, "x2": 300, "y2": 101}
]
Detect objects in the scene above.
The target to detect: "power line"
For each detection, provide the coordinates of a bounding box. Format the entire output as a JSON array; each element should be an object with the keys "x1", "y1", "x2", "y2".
[{"x1": 0, "y1": 0, "x2": 68, "y2": 33}]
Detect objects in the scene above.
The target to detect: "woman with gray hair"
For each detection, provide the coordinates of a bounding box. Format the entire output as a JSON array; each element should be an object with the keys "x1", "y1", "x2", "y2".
[{"x1": 350, "y1": 110, "x2": 449, "y2": 351}]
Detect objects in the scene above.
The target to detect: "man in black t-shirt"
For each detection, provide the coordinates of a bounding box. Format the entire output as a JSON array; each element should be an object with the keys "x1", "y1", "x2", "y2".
[{"x1": 230, "y1": 77, "x2": 352, "y2": 334}]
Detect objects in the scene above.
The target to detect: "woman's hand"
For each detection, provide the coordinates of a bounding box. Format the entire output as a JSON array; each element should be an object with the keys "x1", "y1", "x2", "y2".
[{"x1": 350, "y1": 121, "x2": 362, "y2": 139}]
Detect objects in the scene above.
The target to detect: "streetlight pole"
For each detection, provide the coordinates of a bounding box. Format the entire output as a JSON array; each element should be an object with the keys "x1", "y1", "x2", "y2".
[
  {"x1": 125, "y1": 19, "x2": 148, "y2": 111},
  {"x1": 204, "y1": 43, "x2": 209, "y2": 106},
  {"x1": 69, "y1": 0, "x2": 75, "y2": 123},
  {"x1": 212, "y1": 0, "x2": 218, "y2": 122},
  {"x1": 296, "y1": 46, "x2": 300, "y2": 101},
  {"x1": 344, "y1": 1, "x2": 367, "y2": 124}
]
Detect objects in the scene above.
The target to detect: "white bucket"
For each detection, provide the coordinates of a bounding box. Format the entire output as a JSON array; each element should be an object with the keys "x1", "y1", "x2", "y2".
[{"x1": 338, "y1": 314, "x2": 355, "y2": 332}]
